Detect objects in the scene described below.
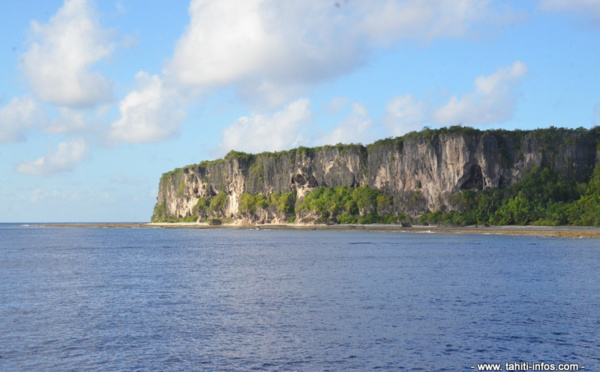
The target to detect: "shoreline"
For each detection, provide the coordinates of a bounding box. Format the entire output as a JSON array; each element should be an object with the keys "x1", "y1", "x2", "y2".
[{"x1": 35, "y1": 222, "x2": 600, "y2": 238}]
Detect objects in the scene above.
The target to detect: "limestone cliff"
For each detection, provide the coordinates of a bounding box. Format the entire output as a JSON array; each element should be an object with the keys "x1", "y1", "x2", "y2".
[{"x1": 151, "y1": 127, "x2": 599, "y2": 223}]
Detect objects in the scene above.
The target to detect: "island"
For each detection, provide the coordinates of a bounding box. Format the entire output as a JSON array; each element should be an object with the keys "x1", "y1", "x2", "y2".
[{"x1": 152, "y1": 126, "x2": 600, "y2": 228}]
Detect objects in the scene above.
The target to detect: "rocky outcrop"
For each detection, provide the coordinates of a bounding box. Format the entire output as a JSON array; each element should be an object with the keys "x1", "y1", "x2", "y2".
[{"x1": 152, "y1": 127, "x2": 599, "y2": 222}]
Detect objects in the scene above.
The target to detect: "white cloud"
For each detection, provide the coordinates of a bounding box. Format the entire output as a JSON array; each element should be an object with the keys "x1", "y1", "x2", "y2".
[
  {"x1": 0, "y1": 96, "x2": 40, "y2": 143},
  {"x1": 383, "y1": 94, "x2": 430, "y2": 136},
  {"x1": 166, "y1": 0, "x2": 279, "y2": 88},
  {"x1": 433, "y1": 61, "x2": 528, "y2": 125},
  {"x1": 539, "y1": 0, "x2": 600, "y2": 25},
  {"x1": 108, "y1": 72, "x2": 185, "y2": 143},
  {"x1": 382, "y1": 61, "x2": 528, "y2": 135},
  {"x1": 217, "y1": 98, "x2": 312, "y2": 154},
  {"x1": 163, "y1": 0, "x2": 513, "y2": 109},
  {"x1": 21, "y1": 0, "x2": 114, "y2": 108},
  {"x1": 17, "y1": 138, "x2": 89, "y2": 176},
  {"x1": 109, "y1": 0, "x2": 519, "y2": 145},
  {"x1": 317, "y1": 103, "x2": 374, "y2": 146}
]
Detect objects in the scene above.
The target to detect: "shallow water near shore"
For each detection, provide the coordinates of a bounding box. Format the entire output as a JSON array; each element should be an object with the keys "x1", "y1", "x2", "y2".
[{"x1": 1, "y1": 224, "x2": 599, "y2": 371}]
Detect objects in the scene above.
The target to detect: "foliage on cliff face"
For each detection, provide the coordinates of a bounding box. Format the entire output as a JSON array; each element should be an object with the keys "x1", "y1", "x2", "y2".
[
  {"x1": 296, "y1": 186, "x2": 404, "y2": 224},
  {"x1": 565, "y1": 164, "x2": 600, "y2": 226},
  {"x1": 420, "y1": 165, "x2": 600, "y2": 226},
  {"x1": 238, "y1": 191, "x2": 296, "y2": 218},
  {"x1": 208, "y1": 192, "x2": 228, "y2": 214},
  {"x1": 151, "y1": 201, "x2": 197, "y2": 223},
  {"x1": 151, "y1": 201, "x2": 166, "y2": 222}
]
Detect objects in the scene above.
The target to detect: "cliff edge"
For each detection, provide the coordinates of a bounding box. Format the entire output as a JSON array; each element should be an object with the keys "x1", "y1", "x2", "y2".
[{"x1": 152, "y1": 126, "x2": 600, "y2": 224}]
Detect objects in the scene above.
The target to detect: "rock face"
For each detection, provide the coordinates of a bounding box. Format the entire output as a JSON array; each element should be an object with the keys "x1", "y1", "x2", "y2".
[{"x1": 152, "y1": 127, "x2": 599, "y2": 222}]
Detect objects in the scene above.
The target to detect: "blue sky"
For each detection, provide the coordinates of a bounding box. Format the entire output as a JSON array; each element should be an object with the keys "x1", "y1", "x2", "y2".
[{"x1": 1, "y1": 0, "x2": 599, "y2": 222}]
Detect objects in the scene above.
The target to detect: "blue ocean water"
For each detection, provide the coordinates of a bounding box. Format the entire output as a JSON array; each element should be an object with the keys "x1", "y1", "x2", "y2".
[{"x1": 0, "y1": 224, "x2": 599, "y2": 371}]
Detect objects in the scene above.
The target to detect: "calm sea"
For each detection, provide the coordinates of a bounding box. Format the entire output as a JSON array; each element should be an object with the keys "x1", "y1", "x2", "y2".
[{"x1": 1, "y1": 224, "x2": 599, "y2": 371}]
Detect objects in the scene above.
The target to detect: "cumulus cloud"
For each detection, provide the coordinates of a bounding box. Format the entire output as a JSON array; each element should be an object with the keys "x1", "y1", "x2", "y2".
[
  {"x1": 163, "y1": 0, "x2": 513, "y2": 109},
  {"x1": 166, "y1": 0, "x2": 279, "y2": 88},
  {"x1": 164, "y1": 1, "x2": 362, "y2": 108},
  {"x1": 539, "y1": 0, "x2": 600, "y2": 25},
  {"x1": 108, "y1": 72, "x2": 185, "y2": 143},
  {"x1": 217, "y1": 98, "x2": 378, "y2": 155},
  {"x1": 0, "y1": 96, "x2": 40, "y2": 143},
  {"x1": 109, "y1": 0, "x2": 519, "y2": 145},
  {"x1": 383, "y1": 61, "x2": 528, "y2": 135},
  {"x1": 17, "y1": 138, "x2": 89, "y2": 176},
  {"x1": 21, "y1": 0, "x2": 114, "y2": 108},
  {"x1": 317, "y1": 103, "x2": 374, "y2": 146},
  {"x1": 217, "y1": 98, "x2": 312, "y2": 154},
  {"x1": 433, "y1": 61, "x2": 528, "y2": 125}
]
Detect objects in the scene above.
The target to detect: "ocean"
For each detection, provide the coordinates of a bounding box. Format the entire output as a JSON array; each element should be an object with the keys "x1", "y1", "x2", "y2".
[{"x1": 1, "y1": 224, "x2": 599, "y2": 371}]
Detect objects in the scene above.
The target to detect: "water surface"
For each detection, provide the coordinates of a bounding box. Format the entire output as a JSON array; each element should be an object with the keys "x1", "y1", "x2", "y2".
[{"x1": 1, "y1": 225, "x2": 599, "y2": 371}]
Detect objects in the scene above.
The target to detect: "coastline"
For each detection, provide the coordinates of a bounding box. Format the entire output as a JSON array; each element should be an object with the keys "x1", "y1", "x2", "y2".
[{"x1": 37, "y1": 222, "x2": 600, "y2": 238}]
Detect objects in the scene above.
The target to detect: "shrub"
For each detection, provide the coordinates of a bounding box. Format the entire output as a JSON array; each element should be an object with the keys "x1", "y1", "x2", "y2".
[
  {"x1": 208, "y1": 192, "x2": 228, "y2": 213},
  {"x1": 239, "y1": 193, "x2": 257, "y2": 214}
]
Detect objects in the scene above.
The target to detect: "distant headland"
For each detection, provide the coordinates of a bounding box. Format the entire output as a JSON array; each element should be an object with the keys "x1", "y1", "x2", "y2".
[{"x1": 152, "y1": 126, "x2": 600, "y2": 228}]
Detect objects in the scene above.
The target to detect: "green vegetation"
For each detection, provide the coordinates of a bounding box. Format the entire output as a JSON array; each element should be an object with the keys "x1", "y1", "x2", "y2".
[
  {"x1": 238, "y1": 191, "x2": 297, "y2": 217},
  {"x1": 402, "y1": 125, "x2": 481, "y2": 141},
  {"x1": 239, "y1": 192, "x2": 257, "y2": 214},
  {"x1": 275, "y1": 191, "x2": 296, "y2": 215},
  {"x1": 297, "y1": 186, "x2": 407, "y2": 224},
  {"x1": 236, "y1": 186, "x2": 404, "y2": 224},
  {"x1": 151, "y1": 201, "x2": 167, "y2": 222},
  {"x1": 208, "y1": 192, "x2": 228, "y2": 213},
  {"x1": 151, "y1": 201, "x2": 198, "y2": 223},
  {"x1": 177, "y1": 180, "x2": 185, "y2": 196},
  {"x1": 420, "y1": 165, "x2": 600, "y2": 226},
  {"x1": 190, "y1": 197, "x2": 208, "y2": 217},
  {"x1": 225, "y1": 150, "x2": 254, "y2": 162}
]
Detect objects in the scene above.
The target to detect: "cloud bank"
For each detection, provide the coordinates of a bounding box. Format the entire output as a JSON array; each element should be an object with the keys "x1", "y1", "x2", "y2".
[
  {"x1": 163, "y1": 0, "x2": 510, "y2": 107},
  {"x1": 433, "y1": 61, "x2": 528, "y2": 125},
  {"x1": 215, "y1": 61, "x2": 529, "y2": 154},
  {"x1": 110, "y1": 0, "x2": 518, "y2": 145},
  {"x1": 385, "y1": 61, "x2": 528, "y2": 135}
]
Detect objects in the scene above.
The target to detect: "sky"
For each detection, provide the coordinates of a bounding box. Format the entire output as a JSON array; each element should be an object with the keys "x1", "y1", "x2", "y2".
[{"x1": 1, "y1": 0, "x2": 599, "y2": 222}]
